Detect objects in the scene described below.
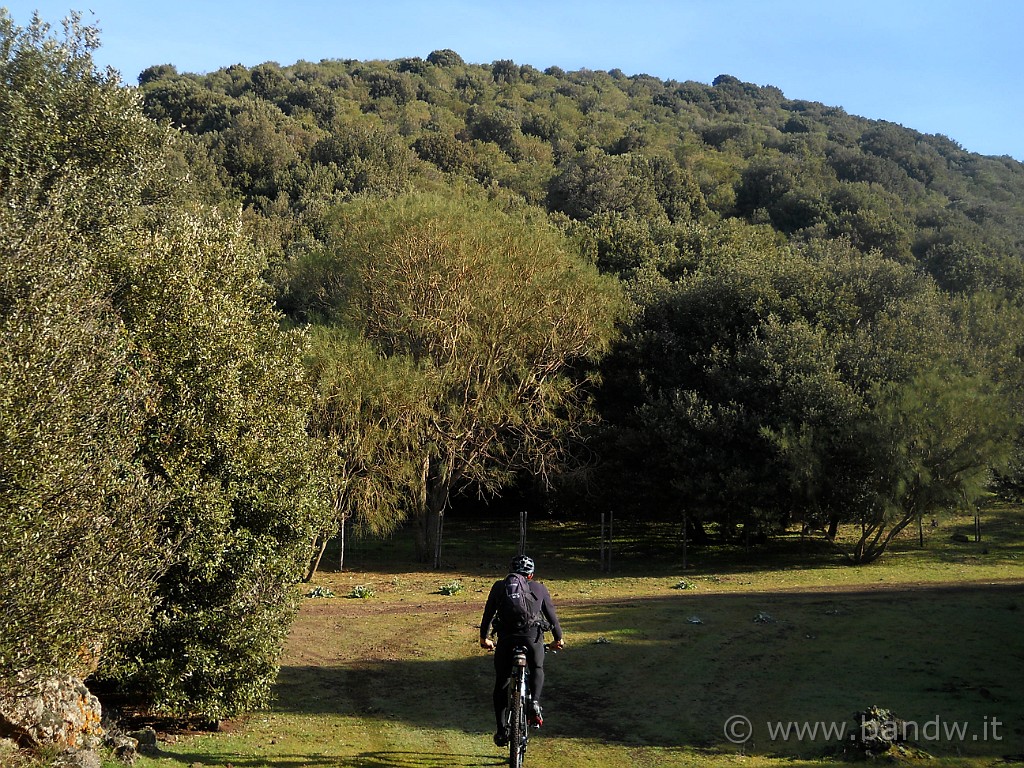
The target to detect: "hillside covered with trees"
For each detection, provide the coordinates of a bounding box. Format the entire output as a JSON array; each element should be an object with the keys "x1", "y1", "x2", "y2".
[
  {"x1": 3, "y1": 11, "x2": 1023, "y2": 730},
  {"x1": 136, "y1": 46, "x2": 1024, "y2": 559}
]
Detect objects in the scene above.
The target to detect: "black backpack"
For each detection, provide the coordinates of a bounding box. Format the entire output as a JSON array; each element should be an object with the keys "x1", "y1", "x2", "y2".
[{"x1": 496, "y1": 572, "x2": 541, "y2": 634}]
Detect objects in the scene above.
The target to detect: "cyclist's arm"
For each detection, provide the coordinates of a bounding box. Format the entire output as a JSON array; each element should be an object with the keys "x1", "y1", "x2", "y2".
[
  {"x1": 537, "y1": 584, "x2": 564, "y2": 645},
  {"x1": 479, "y1": 582, "x2": 499, "y2": 646}
]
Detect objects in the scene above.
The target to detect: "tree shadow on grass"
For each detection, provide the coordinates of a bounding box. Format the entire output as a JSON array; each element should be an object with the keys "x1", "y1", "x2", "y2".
[
  {"x1": 154, "y1": 751, "x2": 338, "y2": 768},
  {"x1": 161, "y1": 748, "x2": 504, "y2": 768},
  {"x1": 345, "y1": 752, "x2": 505, "y2": 768},
  {"x1": 275, "y1": 583, "x2": 1024, "y2": 758}
]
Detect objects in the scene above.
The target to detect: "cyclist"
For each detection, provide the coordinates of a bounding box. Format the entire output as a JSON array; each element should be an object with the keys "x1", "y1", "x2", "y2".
[{"x1": 480, "y1": 555, "x2": 565, "y2": 747}]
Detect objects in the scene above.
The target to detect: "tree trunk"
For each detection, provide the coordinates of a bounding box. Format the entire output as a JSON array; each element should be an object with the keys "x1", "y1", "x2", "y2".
[
  {"x1": 686, "y1": 515, "x2": 709, "y2": 546},
  {"x1": 413, "y1": 455, "x2": 451, "y2": 567},
  {"x1": 414, "y1": 510, "x2": 430, "y2": 562},
  {"x1": 413, "y1": 498, "x2": 445, "y2": 565},
  {"x1": 427, "y1": 473, "x2": 450, "y2": 569},
  {"x1": 414, "y1": 455, "x2": 431, "y2": 562},
  {"x1": 307, "y1": 486, "x2": 348, "y2": 580},
  {"x1": 303, "y1": 535, "x2": 329, "y2": 583},
  {"x1": 826, "y1": 514, "x2": 840, "y2": 542},
  {"x1": 338, "y1": 514, "x2": 347, "y2": 572},
  {"x1": 849, "y1": 510, "x2": 916, "y2": 564},
  {"x1": 433, "y1": 508, "x2": 445, "y2": 569}
]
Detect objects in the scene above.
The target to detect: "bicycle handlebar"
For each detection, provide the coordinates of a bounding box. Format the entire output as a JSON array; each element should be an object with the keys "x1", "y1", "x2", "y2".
[{"x1": 479, "y1": 640, "x2": 564, "y2": 653}]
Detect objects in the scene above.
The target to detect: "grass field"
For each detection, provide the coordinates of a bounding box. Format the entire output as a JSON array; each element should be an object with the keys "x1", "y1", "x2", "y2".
[{"x1": 119, "y1": 505, "x2": 1023, "y2": 768}]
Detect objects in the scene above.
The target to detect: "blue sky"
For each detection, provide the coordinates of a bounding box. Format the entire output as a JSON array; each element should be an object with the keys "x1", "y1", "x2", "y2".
[{"x1": 5, "y1": 0, "x2": 1022, "y2": 160}]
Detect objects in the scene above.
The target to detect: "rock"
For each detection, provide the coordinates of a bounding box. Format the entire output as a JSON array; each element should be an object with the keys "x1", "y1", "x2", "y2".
[
  {"x1": 0, "y1": 672, "x2": 105, "y2": 766},
  {"x1": 856, "y1": 705, "x2": 906, "y2": 752},
  {"x1": 128, "y1": 725, "x2": 159, "y2": 753},
  {"x1": 104, "y1": 730, "x2": 140, "y2": 764},
  {"x1": 53, "y1": 748, "x2": 102, "y2": 768}
]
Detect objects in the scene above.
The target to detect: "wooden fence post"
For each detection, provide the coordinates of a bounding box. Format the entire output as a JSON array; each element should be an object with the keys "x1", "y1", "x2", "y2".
[
  {"x1": 682, "y1": 510, "x2": 688, "y2": 571},
  {"x1": 608, "y1": 510, "x2": 613, "y2": 573},
  {"x1": 600, "y1": 513, "x2": 606, "y2": 571},
  {"x1": 519, "y1": 510, "x2": 527, "y2": 556}
]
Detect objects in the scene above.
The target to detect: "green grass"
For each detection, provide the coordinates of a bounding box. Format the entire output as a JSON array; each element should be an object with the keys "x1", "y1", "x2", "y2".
[{"x1": 117, "y1": 506, "x2": 1024, "y2": 768}]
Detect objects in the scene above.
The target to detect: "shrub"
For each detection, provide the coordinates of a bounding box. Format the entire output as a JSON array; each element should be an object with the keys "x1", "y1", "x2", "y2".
[
  {"x1": 306, "y1": 587, "x2": 336, "y2": 599},
  {"x1": 438, "y1": 580, "x2": 465, "y2": 595}
]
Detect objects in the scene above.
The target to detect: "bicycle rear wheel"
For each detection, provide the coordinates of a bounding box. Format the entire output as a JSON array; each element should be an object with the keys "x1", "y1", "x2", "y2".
[{"x1": 508, "y1": 667, "x2": 528, "y2": 767}]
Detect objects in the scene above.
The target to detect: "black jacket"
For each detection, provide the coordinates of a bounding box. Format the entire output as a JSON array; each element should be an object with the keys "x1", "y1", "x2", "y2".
[{"x1": 480, "y1": 577, "x2": 562, "y2": 643}]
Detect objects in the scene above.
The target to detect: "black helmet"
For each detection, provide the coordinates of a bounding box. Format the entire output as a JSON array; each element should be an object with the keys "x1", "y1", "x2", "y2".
[{"x1": 509, "y1": 555, "x2": 535, "y2": 576}]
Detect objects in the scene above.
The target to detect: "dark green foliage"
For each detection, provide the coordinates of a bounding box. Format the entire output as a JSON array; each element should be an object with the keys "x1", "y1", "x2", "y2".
[
  {"x1": 0, "y1": 9, "x2": 168, "y2": 684},
  {"x1": 125, "y1": 56, "x2": 1024, "y2": 333},
  {"x1": 130, "y1": 57, "x2": 1024, "y2": 287},
  {"x1": 465, "y1": 104, "x2": 521, "y2": 152},
  {"x1": 210, "y1": 98, "x2": 304, "y2": 202},
  {"x1": 395, "y1": 56, "x2": 428, "y2": 74},
  {"x1": 490, "y1": 58, "x2": 519, "y2": 84},
  {"x1": 308, "y1": 114, "x2": 417, "y2": 196},
  {"x1": 250, "y1": 62, "x2": 289, "y2": 101},
  {"x1": 412, "y1": 131, "x2": 469, "y2": 173},
  {"x1": 597, "y1": 230, "x2": 1016, "y2": 559},
  {"x1": 1, "y1": 10, "x2": 328, "y2": 720},
  {"x1": 365, "y1": 70, "x2": 416, "y2": 104},
  {"x1": 426, "y1": 48, "x2": 464, "y2": 67},
  {"x1": 138, "y1": 63, "x2": 178, "y2": 85},
  {"x1": 0, "y1": 190, "x2": 165, "y2": 683},
  {"x1": 548, "y1": 147, "x2": 662, "y2": 220},
  {"x1": 141, "y1": 75, "x2": 233, "y2": 133}
]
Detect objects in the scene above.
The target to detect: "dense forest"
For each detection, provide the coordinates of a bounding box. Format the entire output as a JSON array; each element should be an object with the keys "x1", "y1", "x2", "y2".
[
  {"x1": 3, "y1": 12, "x2": 1023, "y2": 723},
  {"x1": 134, "y1": 46, "x2": 1024, "y2": 554}
]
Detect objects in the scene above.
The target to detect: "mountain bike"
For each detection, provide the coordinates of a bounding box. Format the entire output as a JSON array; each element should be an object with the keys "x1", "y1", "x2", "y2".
[{"x1": 502, "y1": 643, "x2": 555, "y2": 768}]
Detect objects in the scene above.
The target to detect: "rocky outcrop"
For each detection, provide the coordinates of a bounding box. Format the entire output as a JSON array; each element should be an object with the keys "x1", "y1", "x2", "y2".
[
  {"x1": 0, "y1": 673, "x2": 105, "y2": 767},
  {"x1": 834, "y1": 705, "x2": 934, "y2": 761}
]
